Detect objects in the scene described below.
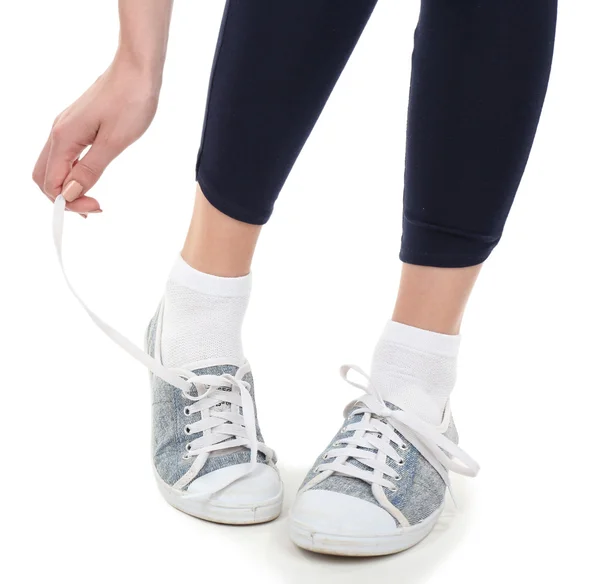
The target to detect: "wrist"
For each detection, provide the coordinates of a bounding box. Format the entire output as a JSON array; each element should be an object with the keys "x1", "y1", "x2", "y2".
[{"x1": 114, "y1": 44, "x2": 164, "y2": 92}]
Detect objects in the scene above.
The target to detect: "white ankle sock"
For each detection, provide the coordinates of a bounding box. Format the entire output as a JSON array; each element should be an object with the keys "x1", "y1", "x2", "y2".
[
  {"x1": 369, "y1": 321, "x2": 461, "y2": 424},
  {"x1": 160, "y1": 256, "x2": 251, "y2": 368}
]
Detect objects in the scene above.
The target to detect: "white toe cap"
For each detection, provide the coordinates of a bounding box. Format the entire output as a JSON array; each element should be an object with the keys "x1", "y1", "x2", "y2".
[
  {"x1": 187, "y1": 463, "x2": 282, "y2": 505},
  {"x1": 291, "y1": 489, "x2": 397, "y2": 537}
]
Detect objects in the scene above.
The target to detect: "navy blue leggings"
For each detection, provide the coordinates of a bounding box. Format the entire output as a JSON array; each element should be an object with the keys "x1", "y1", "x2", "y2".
[{"x1": 196, "y1": 0, "x2": 557, "y2": 268}]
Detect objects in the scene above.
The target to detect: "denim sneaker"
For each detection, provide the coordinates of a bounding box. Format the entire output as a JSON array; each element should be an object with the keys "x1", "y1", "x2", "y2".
[
  {"x1": 51, "y1": 196, "x2": 283, "y2": 525},
  {"x1": 289, "y1": 365, "x2": 479, "y2": 556},
  {"x1": 146, "y1": 303, "x2": 283, "y2": 524}
]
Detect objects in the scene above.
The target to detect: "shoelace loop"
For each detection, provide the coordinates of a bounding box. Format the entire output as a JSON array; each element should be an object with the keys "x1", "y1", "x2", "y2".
[{"x1": 316, "y1": 365, "x2": 480, "y2": 493}]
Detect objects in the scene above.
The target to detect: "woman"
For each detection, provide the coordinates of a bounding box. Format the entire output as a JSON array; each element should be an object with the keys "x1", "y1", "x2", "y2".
[{"x1": 33, "y1": 0, "x2": 557, "y2": 557}]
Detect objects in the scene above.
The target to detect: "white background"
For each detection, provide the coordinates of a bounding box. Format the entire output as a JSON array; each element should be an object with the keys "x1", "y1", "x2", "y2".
[{"x1": 1, "y1": 1, "x2": 599, "y2": 582}]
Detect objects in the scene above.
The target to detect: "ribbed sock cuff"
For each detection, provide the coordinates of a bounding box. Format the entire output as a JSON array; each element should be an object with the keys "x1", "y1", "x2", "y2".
[
  {"x1": 169, "y1": 255, "x2": 252, "y2": 297},
  {"x1": 381, "y1": 321, "x2": 461, "y2": 357}
]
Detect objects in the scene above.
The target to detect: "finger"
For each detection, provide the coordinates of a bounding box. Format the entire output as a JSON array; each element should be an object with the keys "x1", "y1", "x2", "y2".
[
  {"x1": 32, "y1": 136, "x2": 52, "y2": 192},
  {"x1": 59, "y1": 158, "x2": 99, "y2": 216},
  {"x1": 39, "y1": 153, "x2": 99, "y2": 217},
  {"x1": 32, "y1": 111, "x2": 67, "y2": 193},
  {"x1": 64, "y1": 194, "x2": 102, "y2": 213},
  {"x1": 60, "y1": 156, "x2": 87, "y2": 201},
  {"x1": 44, "y1": 122, "x2": 87, "y2": 198},
  {"x1": 62, "y1": 129, "x2": 117, "y2": 200}
]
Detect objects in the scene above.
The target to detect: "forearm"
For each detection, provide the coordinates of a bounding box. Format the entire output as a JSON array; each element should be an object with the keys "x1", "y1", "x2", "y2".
[{"x1": 115, "y1": 0, "x2": 174, "y2": 84}]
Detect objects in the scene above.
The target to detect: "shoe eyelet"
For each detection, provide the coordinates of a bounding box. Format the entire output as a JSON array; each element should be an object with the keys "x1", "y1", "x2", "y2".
[
  {"x1": 322, "y1": 453, "x2": 329, "y2": 460},
  {"x1": 342, "y1": 426, "x2": 348, "y2": 433},
  {"x1": 182, "y1": 454, "x2": 190, "y2": 460},
  {"x1": 394, "y1": 473, "x2": 401, "y2": 480},
  {"x1": 400, "y1": 443, "x2": 408, "y2": 451},
  {"x1": 333, "y1": 441, "x2": 341, "y2": 447},
  {"x1": 389, "y1": 486, "x2": 398, "y2": 493},
  {"x1": 184, "y1": 425, "x2": 191, "y2": 435},
  {"x1": 399, "y1": 458, "x2": 405, "y2": 466},
  {"x1": 184, "y1": 407, "x2": 191, "y2": 416},
  {"x1": 186, "y1": 443, "x2": 192, "y2": 452}
]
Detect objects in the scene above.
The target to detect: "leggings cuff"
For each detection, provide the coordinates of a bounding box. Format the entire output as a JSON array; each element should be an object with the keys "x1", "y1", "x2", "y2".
[
  {"x1": 196, "y1": 173, "x2": 272, "y2": 226},
  {"x1": 400, "y1": 216, "x2": 498, "y2": 268},
  {"x1": 399, "y1": 248, "x2": 492, "y2": 268}
]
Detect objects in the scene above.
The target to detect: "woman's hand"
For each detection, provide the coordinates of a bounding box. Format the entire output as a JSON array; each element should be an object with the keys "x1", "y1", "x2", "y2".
[{"x1": 32, "y1": 57, "x2": 161, "y2": 214}]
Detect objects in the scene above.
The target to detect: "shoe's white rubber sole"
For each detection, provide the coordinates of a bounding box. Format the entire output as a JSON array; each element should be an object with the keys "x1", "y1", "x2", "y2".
[
  {"x1": 155, "y1": 471, "x2": 284, "y2": 525},
  {"x1": 289, "y1": 505, "x2": 443, "y2": 556}
]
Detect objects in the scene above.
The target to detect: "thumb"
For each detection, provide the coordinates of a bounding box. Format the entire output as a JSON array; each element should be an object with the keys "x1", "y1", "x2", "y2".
[{"x1": 62, "y1": 131, "x2": 118, "y2": 202}]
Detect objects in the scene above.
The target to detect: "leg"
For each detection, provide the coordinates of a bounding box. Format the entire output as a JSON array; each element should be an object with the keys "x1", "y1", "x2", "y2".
[
  {"x1": 196, "y1": 0, "x2": 378, "y2": 225},
  {"x1": 182, "y1": 184, "x2": 261, "y2": 278},
  {"x1": 401, "y1": 0, "x2": 558, "y2": 269},
  {"x1": 391, "y1": 0, "x2": 558, "y2": 336},
  {"x1": 374, "y1": 0, "x2": 558, "y2": 416},
  {"x1": 393, "y1": 264, "x2": 482, "y2": 335},
  {"x1": 291, "y1": 0, "x2": 558, "y2": 557},
  {"x1": 150, "y1": 0, "x2": 378, "y2": 526}
]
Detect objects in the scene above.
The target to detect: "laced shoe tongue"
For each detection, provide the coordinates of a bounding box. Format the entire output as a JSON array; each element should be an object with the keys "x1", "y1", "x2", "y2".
[
  {"x1": 208, "y1": 382, "x2": 245, "y2": 456},
  {"x1": 343, "y1": 412, "x2": 378, "y2": 474},
  {"x1": 190, "y1": 364, "x2": 240, "y2": 413},
  {"x1": 211, "y1": 386, "x2": 234, "y2": 414},
  {"x1": 210, "y1": 384, "x2": 245, "y2": 417},
  {"x1": 347, "y1": 448, "x2": 376, "y2": 475}
]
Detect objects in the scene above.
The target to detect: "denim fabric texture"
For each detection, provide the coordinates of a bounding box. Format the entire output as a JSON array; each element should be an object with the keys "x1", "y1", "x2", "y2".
[
  {"x1": 300, "y1": 403, "x2": 459, "y2": 526},
  {"x1": 146, "y1": 310, "x2": 269, "y2": 490}
]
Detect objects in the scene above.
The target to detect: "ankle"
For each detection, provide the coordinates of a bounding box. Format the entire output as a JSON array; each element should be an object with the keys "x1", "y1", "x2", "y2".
[
  {"x1": 370, "y1": 321, "x2": 460, "y2": 424},
  {"x1": 392, "y1": 263, "x2": 482, "y2": 335},
  {"x1": 182, "y1": 185, "x2": 261, "y2": 277},
  {"x1": 181, "y1": 247, "x2": 251, "y2": 278},
  {"x1": 160, "y1": 256, "x2": 251, "y2": 368}
]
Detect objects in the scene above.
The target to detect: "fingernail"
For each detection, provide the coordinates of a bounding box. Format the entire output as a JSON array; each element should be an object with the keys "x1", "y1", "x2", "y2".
[
  {"x1": 89, "y1": 209, "x2": 103, "y2": 214},
  {"x1": 62, "y1": 180, "x2": 83, "y2": 202},
  {"x1": 79, "y1": 213, "x2": 88, "y2": 219}
]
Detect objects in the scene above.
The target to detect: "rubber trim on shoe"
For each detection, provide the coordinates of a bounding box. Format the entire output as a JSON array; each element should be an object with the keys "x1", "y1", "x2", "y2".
[
  {"x1": 154, "y1": 468, "x2": 283, "y2": 525},
  {"x1": 289, "y1": 504, "x2": 444, "y2": 556}
]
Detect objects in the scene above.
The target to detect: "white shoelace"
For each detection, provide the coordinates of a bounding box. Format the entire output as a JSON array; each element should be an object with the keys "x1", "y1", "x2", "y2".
[
  {"x1": 52, "y1": 195, "x2": 272, "y2": 495},
  {"x1": 315, "y1": 365, "x2": 479, "y2": 494}
]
